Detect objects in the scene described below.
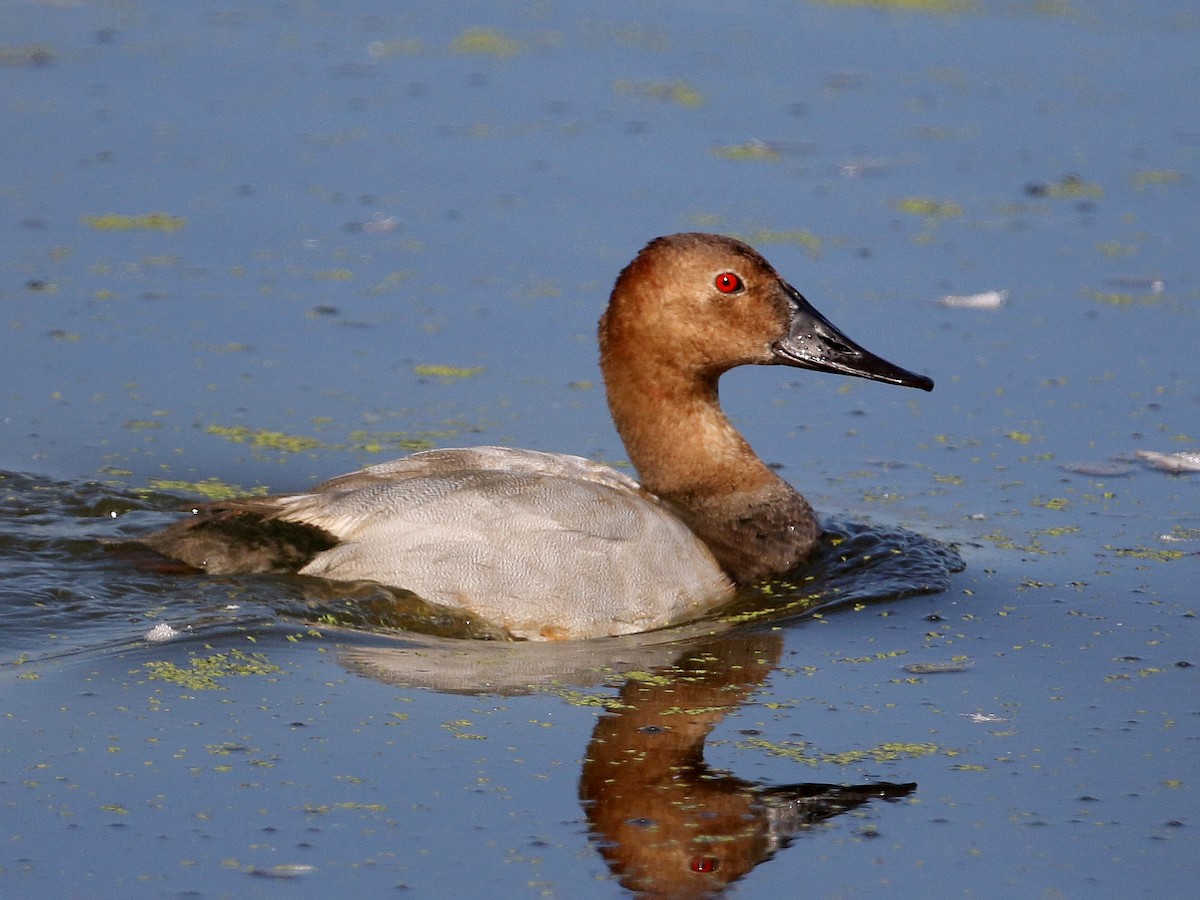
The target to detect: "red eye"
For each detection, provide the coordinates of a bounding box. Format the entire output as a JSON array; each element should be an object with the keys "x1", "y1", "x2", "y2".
[{"x1": 714, "y1": 272, "x2": 742, "y2": 294}]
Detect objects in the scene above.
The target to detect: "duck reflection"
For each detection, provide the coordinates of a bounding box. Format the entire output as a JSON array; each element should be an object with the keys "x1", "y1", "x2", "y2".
[
  {"x1": 580, "y1": 631, "x2": 914, "y2": 897},
  {"x1": 339, "y1": 626, "x2": 915, "y2": 897}
]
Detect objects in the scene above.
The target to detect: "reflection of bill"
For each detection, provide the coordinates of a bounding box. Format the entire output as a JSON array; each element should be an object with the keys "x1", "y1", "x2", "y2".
[{"x1": 581, "y1": 632, "x2": 915, "y2": 898}]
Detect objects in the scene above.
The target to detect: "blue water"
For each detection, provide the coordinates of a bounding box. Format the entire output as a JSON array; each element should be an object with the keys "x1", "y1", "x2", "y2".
[{"x1": 2, "y1": 1, "x2": 1197, "y2": 896}]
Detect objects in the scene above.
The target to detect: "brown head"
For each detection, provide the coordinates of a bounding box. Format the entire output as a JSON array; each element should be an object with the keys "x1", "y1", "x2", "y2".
[
  {"x1": 596, "y1": 233, "x2": 933, "y2": 583},
  {"x1": 599, "y1": 232, "x2": 933, "y2": 392}
]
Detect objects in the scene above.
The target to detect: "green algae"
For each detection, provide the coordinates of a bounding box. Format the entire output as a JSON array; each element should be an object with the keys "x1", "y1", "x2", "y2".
[
  {"x1": 440, "y1": 718, "x2": 487, "y2": 740},
  {"x1": 613, "y1": 79, "x2": 704, "y2": 108},
  {"x1": 712, "y1": 142, "x2": 781, "y2": 162},
  {"x1": 894, "y1": 197, "x2": 964, "y2": 218},
  {"x1": 836, "y1": 649, "x2": 910, "y2": 664},
  {"x1": 1133, "y1": 169, "x2": 1181, "y2": 190},
  {"x1": 1087, "y1": 290, "x2": 1167, "y2": 307},
  {"x1": 82, "y1": 212, "x2": 187, "y2": 232},
  {"x1": 1107, "y1": 546, "x2": 1188, "y2": 562},
  {"x1": 623, "y1": 670, "x2": 675, "y2": 686},
  {"x1": 452, "y1": 28, "x2": 519, "y2": 58},
  {"x1": 741, "y1": 736, "x2": 948, "y2": 767},
  {"x1": 345, "y1": 429, "x2": 448, "y2": 453},
  {"x1": 736, "y1": 228, "x2": 824, "y2": 257},
  {"x1": 204, "y1": 424, "x2": 324, "y2": 453},
  {"x1": 141, "y1": 649, "x2": 282, "y2": 691},
  {"x1": 304, "y1": 802, "x2": 389, "y2": 815},
  {"x1": 413, "y1": 364, "x2": 485, "y2": 380},
  {"x1": 1029, "y1": 174, "x2": 1104, "y2": 199},
  {"x1": 145, "y1": 477, "x2": 266, "y2": 501},
  {"x1": 1032, "y1": 497, "x2": 1071, "y2": 511}
]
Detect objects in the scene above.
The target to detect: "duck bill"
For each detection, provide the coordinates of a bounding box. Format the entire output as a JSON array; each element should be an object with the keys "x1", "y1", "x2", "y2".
[{"x1": 771, "y1": 284, "x2": 934, "y2": 391}]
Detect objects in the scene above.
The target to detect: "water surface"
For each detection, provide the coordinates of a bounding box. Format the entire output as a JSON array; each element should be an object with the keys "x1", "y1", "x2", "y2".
[{"x1": 2, "y1": 1, "x2": 1197, "y2": 896}]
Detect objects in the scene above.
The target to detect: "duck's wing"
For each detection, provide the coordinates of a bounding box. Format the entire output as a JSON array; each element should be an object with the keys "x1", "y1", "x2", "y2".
[{"x1": 228, "y1": 447, "x2": 646, "y2": 538}]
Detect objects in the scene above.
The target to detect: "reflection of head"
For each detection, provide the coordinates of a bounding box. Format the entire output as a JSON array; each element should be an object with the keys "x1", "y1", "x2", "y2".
[{"x1": 580, "y1": 631, "x2": 915, "y2": 897}]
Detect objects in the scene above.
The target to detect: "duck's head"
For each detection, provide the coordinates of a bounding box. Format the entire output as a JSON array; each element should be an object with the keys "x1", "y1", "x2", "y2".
[{"x1": 600, "y1": 232, "x2": 933, "y2": 391}]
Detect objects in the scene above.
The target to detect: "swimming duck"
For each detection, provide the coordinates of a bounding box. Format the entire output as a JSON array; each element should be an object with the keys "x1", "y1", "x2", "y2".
[{"x1": 144, "y1": 233, "x2": 932, "y2": 640}]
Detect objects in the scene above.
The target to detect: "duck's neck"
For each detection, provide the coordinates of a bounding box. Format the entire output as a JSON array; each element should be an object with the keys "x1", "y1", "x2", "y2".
[{"x1": 602, "y1": 357, "x2": 819, "y2": 583}]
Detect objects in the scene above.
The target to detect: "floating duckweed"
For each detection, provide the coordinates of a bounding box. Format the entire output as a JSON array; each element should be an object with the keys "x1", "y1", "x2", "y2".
[
  {"x1": 837, "y1": 649, "x2": 909, "y2": 664},
  {"x1": 145, "y1": 477, "x2": 266, "y2": 501},
  {"x1": 624, "y1": 671, "x2": 674, "y2": 686},
  {"x1": 613, "y1": 79, "x2": 704, "y2": 108},
  {"x1": 452, "y1": 28, "x2": 519, "y2": 58},
  {"x1": 82, "y1": 212, "x2": 187, "y2": 232},
  {"x1": 1133, "y1": 169, "x2": 1181, "y2": 189},
  {"x1": 981, "y1": 530, "x2": 1046, "y2": 554},
  {"x1": 546, "y1": 688, "x2": 628, "y2": 709},
  {"x1": 1087, "y1": 290, "x2": 1164, "y2": 307},
  {"x1": 661, "y1": 705, "x2": 731, "y2": 716},
  {"x1": 1017, "y1": 578, "x2": 1055, "y2": 590},
  {"x1": 1096, "y1": 241, "x2": 1135, "y2": 257},
  {"x1": 1039, "y1": 525, "x2": 1081, "y2": 537},
  {"x1": 143, "y1": 649, "x2": 282, "y2": 691},
  {"x1": 1108, "y1": 546, "x2": 1187, "y2": 562},
  {"x1": 206, "y1": 742, "x2": 249, "y2": 756},
  {"x1": 894, "y1": 197, "x2": 964, "y2": 218},
  {"x1": 739, "y1": 229, "x2": 823, "y2": 256},
  {"x1": 741, "y1": 737, "x2": 945, "y2": 766},
  {"x1": 1033, "y1": 497, "x2": 1070, "y2": 510},
  {"x1": 346, "y1": 430, "x2": 445, "y2": 453},
  {"x1": 304, "y1": 802, "x2": 389, "y2": 815},
  {"x1": 413, "y1": 364, "x2": 485, "y2": 380},
  {"x1": 903, "y1": 660, "x2": 973, "y2": 675},
  {"x1": 313, "y1": 269, "x2": 354, "y2": 281},
  {"x1": 1027, "y1": 174, "x2": 1104, "y2": 199},
  {"x1": 205, "y1": 424, "x2": 323, "y2": 452},
  {"x1": 440, "y1": 719, "x2": 487, "y2": 740}
]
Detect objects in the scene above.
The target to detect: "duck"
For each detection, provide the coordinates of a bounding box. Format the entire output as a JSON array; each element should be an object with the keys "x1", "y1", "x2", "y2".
[{"x1": 143, "y1": 233, "x2": 933, "y2": 640}]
